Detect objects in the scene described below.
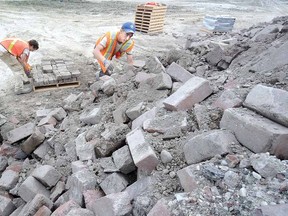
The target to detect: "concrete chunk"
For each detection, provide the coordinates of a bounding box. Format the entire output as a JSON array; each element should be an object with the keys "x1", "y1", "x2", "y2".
[
  {"x1": 244, "y1": 84, "x2": 288, "y2": 127},
  {"x1": 166, "y1": 62, "x2": 194, "y2": 83},
  {"x1": 147, "y1": 198, "x2": 171, "y2": 216},
  {"x1": 126, "y1": 128, "x2": 158, "y2": 173},
  {"x1": 6, "y1": 122, "x2": 35, "y2": 144},
  {"x1": 0, "y1": 195, "x2": 15, "y2": 216},
  {"x1": 18, "y1": 194, "x2": 53, "y2": 216},
  {"x1": 69, "y1": 169, "x2": 97, "y2": 206},
  {"x1": 135, "y1": 72, "x2": 157, "y2": 84},
  {"x1": 49, "y1": 107, "x2": 67, "y2": 121},
  {"x1": 21, "y1": 127, "x2": 45, "y2": 154},
  {"x1": 18, "y1": 176, "x2": 50, "y2": 202},
  {"x1": 75, "y1": 132, "x2": 96, "y2": 161},
  {"x1": 220, "y1": 108, "x2": 288, "y2": 156},
  {"x1": 132, "y1": 107, "x2": 158, "y2": 130},
  {"x1": 0, "y1": 169, "x2": 19, "y2": 190},
  {"x1": 112, "y1": 145, "x2": 136, "y2": 174},
  {"x1": 32, "y1": 165, "x2": 61, "y2": 187},
  {"x1": 91, "y1": 191, "x2": 132, "y2": 216},
  {"x1": 163, "y1": 76, "x2": 213, "y2": 111},
  {"x1": 100, "y1": 173, "x2": 129, "y2": 195},
  {"x1": 80, "y1": 107, "x2": 102, "y2": 125},
  {"x1": 51, "y1": 200, "x2": 80, "y2": 216},
  {"x1": 146, "y1": 56, "x2": 165, "y2": 74},
  {"x1": 126, "y1": 102, "x2": 144, "y2": 120},
  {"x1": 184, "y1": 130, "x2": 237, "y2": 164}
]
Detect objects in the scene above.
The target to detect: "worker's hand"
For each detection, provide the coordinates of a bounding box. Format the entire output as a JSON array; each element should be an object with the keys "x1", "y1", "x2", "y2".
[{"x1": 103, "y1": 59, "x2": 114, "y2": 73}]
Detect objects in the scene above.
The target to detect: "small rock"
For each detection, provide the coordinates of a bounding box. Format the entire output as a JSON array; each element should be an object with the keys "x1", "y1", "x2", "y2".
[{"x1": 160, "y1": 150, "x2": 173, "y2": 164}]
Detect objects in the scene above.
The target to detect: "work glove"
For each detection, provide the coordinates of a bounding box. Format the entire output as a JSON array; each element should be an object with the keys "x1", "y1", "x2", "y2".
[
  {"x1": 24, "y1": 64, "x2": 32, "y2": 78},
  {"x1": 103, "y1": 59, "x2": 114, "y2": 74}
]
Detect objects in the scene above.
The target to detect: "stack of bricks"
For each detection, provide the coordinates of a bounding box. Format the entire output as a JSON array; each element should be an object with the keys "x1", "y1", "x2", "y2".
[{"x1": 33, "y1": 59, "x2": 81, "y2": 87}]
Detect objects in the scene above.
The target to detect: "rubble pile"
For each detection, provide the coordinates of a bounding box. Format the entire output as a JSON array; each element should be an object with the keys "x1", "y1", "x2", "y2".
[{"x1": 0, "y1": 16, "x2": 288, "y2": 216}]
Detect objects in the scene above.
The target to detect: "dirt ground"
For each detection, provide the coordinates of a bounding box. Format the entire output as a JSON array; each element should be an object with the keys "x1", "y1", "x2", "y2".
[{"x1": 0, "y1": 0, "x2": 287, "y2": 121}]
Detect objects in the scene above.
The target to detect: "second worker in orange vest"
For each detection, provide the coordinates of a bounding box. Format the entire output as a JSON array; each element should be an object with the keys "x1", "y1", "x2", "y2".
[
  {"x1": 93, "y1": 22, "x2": 135, "y2": 78},
  {"x1": 0, "y1": 38, "x2": 39, "y2": 94}
]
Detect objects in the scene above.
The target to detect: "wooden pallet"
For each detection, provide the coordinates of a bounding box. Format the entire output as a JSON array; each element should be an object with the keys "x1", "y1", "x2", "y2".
[
  {"x1": 200, "y1": 28, "x2": 228, "y2": 35},
  {"x1": 135, "y1": 3, "x2": 167, "y2": 34},
  {"x1": 33, "y1": 81, "x2": 80, "y2": 92}
]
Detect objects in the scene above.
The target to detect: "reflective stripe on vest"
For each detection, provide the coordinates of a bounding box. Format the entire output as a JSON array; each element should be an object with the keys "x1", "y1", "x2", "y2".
[
  {"x1": 95, "y1": 31, "x2": 134, "y2": 73},
  {"x1": 8, "y1": 39, "x2": 18, "y2": 53}
]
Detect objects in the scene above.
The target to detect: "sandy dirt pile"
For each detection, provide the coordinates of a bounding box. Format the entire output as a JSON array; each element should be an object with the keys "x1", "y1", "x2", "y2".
[{"x1": 0, "y1": 1, "x2": 288, "y2": 216}]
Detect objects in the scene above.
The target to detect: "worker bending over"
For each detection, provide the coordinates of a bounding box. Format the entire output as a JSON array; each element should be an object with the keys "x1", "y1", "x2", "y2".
[
  {"x1": 93, "y1": 22, "x2": 135, "y2": 77},
  {"x1": 0, "y1": 38, "x2": 39, "y2": 94}
]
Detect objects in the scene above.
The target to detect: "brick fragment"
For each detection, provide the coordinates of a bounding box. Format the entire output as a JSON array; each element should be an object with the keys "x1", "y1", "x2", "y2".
[
  {"x1": 32, "y1": 165, "x2": 61, "y2": 187},
  {"x1": 100, "y1": 173, "x2": 129, "y2": 195},
  {"x1": 166, "y1": 62, "x2": 194, "y2": 83},
  {"x1": 6, "y1": 122, "x2": 35, "y2": 144}
]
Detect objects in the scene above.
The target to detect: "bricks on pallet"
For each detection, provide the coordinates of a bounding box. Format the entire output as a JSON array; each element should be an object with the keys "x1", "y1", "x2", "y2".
[
  {"x1": 163, "y1": 76, "x2": 213, "y2": 111},
  {"x1": 18, "y1": 194, "x2": 53, "y2": 216},
  {"x1": 34, "y1": 206, "x2": 52, "y2": 216},
  {"x1": 147, "y1": 199, "x2": 171, "y2": 216},
  {"x1": 69, "y1": 169, "x2": 97, "y2": 206},
  {"x1": 0, "y1": 169, "x2": 19, "y2": 190},
  {"x1": 6, "y1": 122, "x2": 35, "y2": 144},
  {"x1": 0, "y1": 195, "x2": 15, "y2": 216},
  {"x1": 220, "y1": 108, "x2": 288, "y2": 156},
  {"x1": 70, "y1": 69, "x2": 81, "y2": 78},
  {"x1": 18, "y1": 176, "x2": 50, "y2": 202},
  {"x1": 32, "y1": 165, "x2": 61, "y2": 187},
  {"x1": 66, "y1": 208, "x2": 94, "y2": 216},
  {"x1": 112, "y1": 145, "x2": 136, "y2": 174},
  {"x1": 243, "y1": 84, "x2": 288, "y2": 127},
  {"x1": 90, "y1": 191, "x2": 132, "y2": 216},
  {"x1": 183, "y1": 130, "x2": 237, "y2": 164},
  {"x1": 166, "y1": 62, "x2": 194, "y2": 83},
  {"x1": 51, "y1": 200, "x2": 80, "y2": 216},
  {"x1": 42, "y1": 65, "x2": 53, "y2": 73},
  {"x1": 21, "y1": 127, "x2": 45, "y2": 154},
  {"x1": 126, "y1": 128, "x2": 158, "y2": 173},
  {"x1": 100, "y1": 173, "x2": 129, "y2": 195}
]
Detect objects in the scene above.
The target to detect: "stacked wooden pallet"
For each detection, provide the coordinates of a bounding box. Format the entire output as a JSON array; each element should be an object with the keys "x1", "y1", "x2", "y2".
[{"x1": 135, "y1": 3, "x2": 167, "y2": 34}]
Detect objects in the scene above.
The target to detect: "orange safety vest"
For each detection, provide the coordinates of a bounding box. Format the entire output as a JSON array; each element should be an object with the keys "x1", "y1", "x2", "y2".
[
  {"x1": 95, "y1": 31, "x2": 134, "y2": 72},
  {"x1": 0, "y1": 38, "x2": 29, "y2": 58}
]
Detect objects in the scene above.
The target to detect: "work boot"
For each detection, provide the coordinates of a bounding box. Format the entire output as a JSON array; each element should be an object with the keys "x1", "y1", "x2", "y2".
[{"x1": 15, "y1": 86, "x2": 32, "y2": 95}]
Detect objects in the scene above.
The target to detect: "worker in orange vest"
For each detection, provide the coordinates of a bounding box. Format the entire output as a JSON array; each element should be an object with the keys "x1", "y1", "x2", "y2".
[
  {"x1": 0, "y1": 38, "x2": 39, "y2": 94},
  {"x1": 93, "y1": 22, "x2": 135, "y2": 78}
]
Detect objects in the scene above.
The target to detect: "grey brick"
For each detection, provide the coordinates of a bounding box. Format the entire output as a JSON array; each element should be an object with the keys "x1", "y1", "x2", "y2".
[
  {"x1": 32, "y1": 165, "x2": 61, "y2": 187},
  {"x1": 100, "y1": 173, "x2": 129, "y2": 195}
]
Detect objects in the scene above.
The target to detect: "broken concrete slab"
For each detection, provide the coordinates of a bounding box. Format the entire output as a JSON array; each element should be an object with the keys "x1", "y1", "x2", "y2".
[
  {"x1": 166, "y1": 62, "x2": 194, "y2": 83},
  {"x1": 6, "y1": 122, "x2": 35, "y2": 144},
  {"x1": 32, "y1": 165, "x2": 61, "y2": 187},
  {"x1": 126, "y1": 128, "x2": 158, "y2": 173},
  {"x1": 244, "y1": 84, "x2": 288, "y2": 127},
  {"x1": 184, "y1": 130, "x2": 237, "y2": 164},
  {"x1": 220, "y1": 108, "x2": 288, "y2": 157},
  {"x1": 163, "y1": 76, "x2": 213, "y2": 111}
]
